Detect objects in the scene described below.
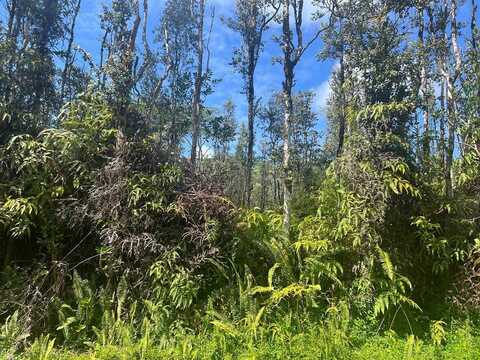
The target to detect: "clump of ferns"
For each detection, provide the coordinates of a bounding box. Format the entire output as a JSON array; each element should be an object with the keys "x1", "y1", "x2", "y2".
[
  {"x1": 207, "y1": 266, "x2": 271, "y2": 349},
  {"x1": 231, "y1": 207, "x2": 344, "y2": 319},
  {"x1": 373, "y1": 245, "x2": 421, "y2": 332},
  {"x1": 248, "y1": 243, "x2": 343, "y2": 318}
]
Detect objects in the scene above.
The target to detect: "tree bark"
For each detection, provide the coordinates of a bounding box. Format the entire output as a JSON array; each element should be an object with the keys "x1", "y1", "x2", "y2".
[
  {"x1": 472, "y1": 0, "x2": 479, "y2": 117},
  {"x1": 336, "y1": 41, "x2": 346, "y2": 157},
  {"x1": 33, "y1": 0, "x2": 58, "y2": 119},
  {"x1": 245, "y1": 46, "x2": 256, "y2": 206},
  {"x1": 126, "y1": 0, "x2": 141, "y2": 71},
  {"x1": 418, "y1": 6, "x2": 431, "y2": 162},
  {"x1": 231, "y1": 0, "x2": 278, "y2": 206},
  {"x1": 472, "y1": 0, "x2": 478, "y2": 50},
  {"x1": 99, "y1": 29, "x2": 110, "y2": 89},
  {"x1": 4, "y1": 0, "x2": 18, "y2": 105},
  {"x1": 282, "y1": 0, "x2": 293, "y2": 231},
  {"x1": 438, "y1": 1, "x2": 449, "y2": 197},
  {"x1": 444, "y1": 0, "x2": 462, "y2": 198},
  {"x1": 61, "y1": 0, "x2": 82, "y2": 101},
  {"x1": 191, "y1": 0, "x2": 205, "y2": 170},
  {"x1": 445, "y1": 70, "x2": 455, "y2": 198},
  {"x1": 439, "y1": 76, "x2": 446, "y2": 172},
  {"x1": 260, "y1": 159, "x2": 268, "y2": 210},
  {"x1": 6, "y1": 0, "x2": 17, "y2": 38}
]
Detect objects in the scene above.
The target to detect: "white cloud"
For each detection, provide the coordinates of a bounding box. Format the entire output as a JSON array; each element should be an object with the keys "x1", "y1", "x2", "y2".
[
  {"x1": 313, "y1": 80, "x2": 331, "y2": 113},
  {"x1": 312, "y1": 61, "x2": 339, "y2": 113}
]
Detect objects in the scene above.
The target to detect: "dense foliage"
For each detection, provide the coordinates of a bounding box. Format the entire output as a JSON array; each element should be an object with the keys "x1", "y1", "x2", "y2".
[{"x1": 0, "y1": 0, "x2": 479, "y2": 358}]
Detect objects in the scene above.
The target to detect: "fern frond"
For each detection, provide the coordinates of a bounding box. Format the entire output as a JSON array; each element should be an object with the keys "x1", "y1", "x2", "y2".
[
  {"x1": 269, "y1": 284, "x2": 321, "y2": 305},
  {"x1": 211, "y1": 320, "x2": 240, "y2": 338},
  {"x1": 254, "y1": 306, "x2": 266, "y2": 329},
  {"x1": 377, "y1": 245, "x2": 395, "y2": 281},
  {"x1": 399, "y1": 295, "x2": 421, "y2": 312},
  {"x1": 374, "y1": 293, "x2": 391, "y2": 316},
  {"x1": 430, "y1": 320, "x2": 447, "y2": 346},
  {"x1": 303, "y1": 258, "x2": 343, "y2": 286},
  {"x1": 268, "y1": 263, "x2": 281, "y2": 288},
  {"x1": 293, "y1": 239, "x2": 330, "y2": 253}
]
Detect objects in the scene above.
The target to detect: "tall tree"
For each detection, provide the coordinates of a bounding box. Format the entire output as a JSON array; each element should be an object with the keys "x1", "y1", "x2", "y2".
[
  {"x1": 190, "y1": 0, "x2": 206, "y2": 170},
  {"x1": 60, "y1": 0, "x2": 82, "y2": 101},
  {"x1": 226, "y1": 0, "x2": 279, "y2": 206},
  {"x1": 471, "y1": 0, "x2": 479, "y2": 117},
  {"x1": 259, "y1": 94, "x2": 284, "y2": 206},
  {"x1": 100, "y1": 0, "x2": 153, "y2": 132},
  {"x1": 204, "y1": 100, "x2": 236, "y2": 161},
  {"x1": 443, "y1": 0, "x2": 462, "y2": 198},
  {"x1": 278, "y1": 0, "x2": 329, "y2": 231},
  {"x1": 290, "y1": 91, "x2": 322, "y2": 189},
  {"x1": 320, "y1": 0, "x2": 349, "y2": 156},
  {"x1": 417, "y1": 1, "x2": 433, "y2": 162},
  {"x1": 0, "y1": 0, "x2": 69, "y2": 142},
  {"x1": 143, "y1": 0, "x2": 195, "y2": 153}
]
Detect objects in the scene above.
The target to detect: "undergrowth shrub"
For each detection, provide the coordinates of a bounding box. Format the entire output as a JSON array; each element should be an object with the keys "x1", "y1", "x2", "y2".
[{"x1": 0, "y1": 92, "x2": 238, "y2": 351}]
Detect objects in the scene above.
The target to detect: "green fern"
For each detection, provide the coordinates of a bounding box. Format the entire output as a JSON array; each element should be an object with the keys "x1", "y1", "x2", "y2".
[
  {"x1": 377, "y1": 245, "x2": 395, "y2": 281},
  {"x1": 27, "y1": 335, "x2": 55, "y2": 360},
  {"x1": 0, "y1": 310, "x2": 29, "y2": 355},
  {"x1": 430, "y1": 320, "x2": 447, "y2": 346}
]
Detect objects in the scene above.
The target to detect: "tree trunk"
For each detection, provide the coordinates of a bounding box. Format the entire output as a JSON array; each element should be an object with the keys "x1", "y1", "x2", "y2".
[
  {"x1": 439, "y1": 77, "x2": 446, "y2": 172},
  {"x1": 438, "y1": 2, "x2": 448, "y2": 197},
  {"x1": 33, "y1": 0, "x2": 58, "y2": 119},
  {"x1": 272, "y1": 159, "x2": 279, "y2": 205},
  {"x1": 126, "y1": 0, "x2": 141, "y2": 72},
  {"x1": 445, "y1": 72, "x2": 455, "y2": 198},
  {"x1": 336, "y1": 42, "x2": 346, "y2": 157},
  {"x1": 260, "y1": 160, "x2": 268, "y2": 210},
  {"x1": 190, "y1": 0, "x2": 205, "y2": 170},
  {"x1": 282, "y1": 0, "x2": 293, "y2": 232},
  {"x1": 418, "y1": 6, "x2": 431, "y2": 162},
  {"x1": 4, "y1": 0, "x2": 18, "y2": 104},
  {"x1": 99, "y1": 29, "x2": 109, "y2": 89},
  {"x1": 444, "y1": 0, "x2": 462, "y2": 198},
  {"x1": 472, "y1": 0, "x2": 479, "y2": 117},
  {"x1": 245, "y1": 47, "x2": 256, "y2": 207},
  {"x1": 473, "y1": 0, "x2": 478, "y2": 50},
  {"x1": 61, "y1": 0, "x2": 82, "y2": 101},
  {"x1": 6, "y1": 0, "x2": 17, "y2": 37}
]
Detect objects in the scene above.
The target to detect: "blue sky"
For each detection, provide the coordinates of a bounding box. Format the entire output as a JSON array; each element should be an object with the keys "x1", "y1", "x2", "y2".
[
  {"x1": 1, "y1": 0, "x2": 476, "y2": 149},
  {"x1": 74, "y1": 0, "x2": 336, "y2": 131}
]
